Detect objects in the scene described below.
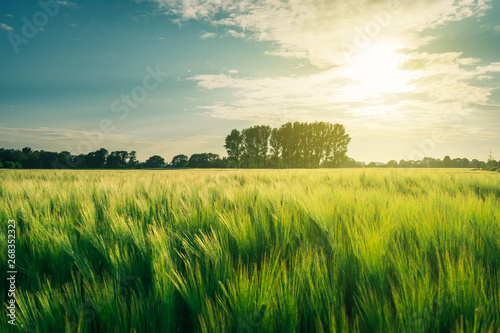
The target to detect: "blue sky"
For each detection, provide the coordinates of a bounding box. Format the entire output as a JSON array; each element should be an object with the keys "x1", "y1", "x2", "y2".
[{"x1": 0, "y1": 0, "x2": 499, "y2": 163}]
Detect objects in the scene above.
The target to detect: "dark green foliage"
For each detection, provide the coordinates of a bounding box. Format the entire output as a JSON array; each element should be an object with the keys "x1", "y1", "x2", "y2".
[
  {"x1": 171, "y1": 154, "x2": 189, "y2": 168},
  {"x1": 144, "y1": 155, "x2": 165, "y2": 168}
]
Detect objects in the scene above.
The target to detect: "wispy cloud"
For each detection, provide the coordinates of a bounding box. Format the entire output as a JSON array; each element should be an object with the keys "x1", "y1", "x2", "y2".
[
  {"x1": 200, "y1": 32, "x2": 216, "y2": 39},
  {"x1": 226, "y1": 29, "x2": 245, "y2": 38},
  {"x1": 0, "y1": 23, "x2": 14, "y2": 32},
  {"x1": 55, "y1": 1, "x2": 78, "y2": 7}
]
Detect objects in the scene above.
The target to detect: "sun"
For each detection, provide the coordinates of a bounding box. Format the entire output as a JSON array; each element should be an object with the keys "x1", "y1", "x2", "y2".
[{"x1": 341, "y1": 43, "x2": 411, "y2": 99}]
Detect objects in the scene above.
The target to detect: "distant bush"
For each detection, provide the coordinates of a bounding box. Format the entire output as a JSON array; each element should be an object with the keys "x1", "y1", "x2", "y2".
[
  {"x1": 3, "y1": 161, "x2": 22, "y2": 169},
  {"x1": 0, "y1": 161, "x2": 3, "y2": 168},
  {"x1": 4, "y1": 161, "x2": 15, "y2": 169}
]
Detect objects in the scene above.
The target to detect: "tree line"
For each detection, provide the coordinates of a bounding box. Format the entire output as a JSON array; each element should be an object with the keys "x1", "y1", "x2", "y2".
[
  {"x1": 1, "y1": 147, "x2": 496, "y2": 170},
  {"x1": 344, "y1": 155, "x2": 498, "y2": 170},
  {"x1": 0, "y1": 147, "x2": 232, "y2": 169},
  {"x1": 0, "y1": 120, "x2": 497, "y2": 170}
]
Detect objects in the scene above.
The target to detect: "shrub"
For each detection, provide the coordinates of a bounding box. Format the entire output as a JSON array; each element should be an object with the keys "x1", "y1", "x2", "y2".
[{"x1": 4, "y1": 161, "x2": 16, "y2": 169}]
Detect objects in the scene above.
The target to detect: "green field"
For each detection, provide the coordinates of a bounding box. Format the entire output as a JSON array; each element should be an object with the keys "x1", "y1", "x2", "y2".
[{"x1": 1, "y1": 169, "x2": 499, "y2": 332}]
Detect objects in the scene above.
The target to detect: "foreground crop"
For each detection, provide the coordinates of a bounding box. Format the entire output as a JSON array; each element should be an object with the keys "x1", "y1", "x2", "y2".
[{"x1": 0, "y1": 169, "x2": 499, "y2": 332}]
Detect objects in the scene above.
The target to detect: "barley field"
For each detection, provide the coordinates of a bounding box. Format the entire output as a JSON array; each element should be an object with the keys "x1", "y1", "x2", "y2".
[{"x1": 1, "y1": 169, "x2": 499, "y2": 332}]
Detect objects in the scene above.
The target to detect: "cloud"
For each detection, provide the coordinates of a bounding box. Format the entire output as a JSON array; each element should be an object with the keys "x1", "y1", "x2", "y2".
[
  {"x1": 495, "y1": 25, "x2": 500, "y2": 32},
  {"x1": 144, "y1": 0, "x2": 492, "y2": 67},
  {"x1": 227, "y1": 69, "x2": 238, "y2": 74},
  {"x1": 0, "y1": 23, "x2": 14, "y2": 32},
  {"x1": 226, "y1": 29, "x2": 245, "y2": 38},
  {"x1": 55, "y1": 1, "x2": 77, "y2": 7},
  {"x1": 200, "y1": 32, "x2": 216, "y2": 39}
]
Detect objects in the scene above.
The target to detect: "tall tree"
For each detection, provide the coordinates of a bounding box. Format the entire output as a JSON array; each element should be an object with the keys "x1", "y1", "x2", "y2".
[
  {"x1": 242, "y1": 127, "x2": 259, "y2": 167},
  {"x1": 443, "y1": 155, "x2": 452, "y2": 168},
  {"x1": 323, "y1": 123, "x2": 351, "y2": 168},
  {"x1": 256, "y1": 125, "x2": 271, "y2": 167},
  {"x1": 128, "y1": 151, "x2": 138, "y2": 168},
  {"x1": 279, "y1": 122, "x2": 294, "y2": 168},
  {"x1": 224, "y1": 129, "x2": 244, "y2": 168},
  {"x1": 269, "y1": 128, "x2": 281, "y2": 168}
]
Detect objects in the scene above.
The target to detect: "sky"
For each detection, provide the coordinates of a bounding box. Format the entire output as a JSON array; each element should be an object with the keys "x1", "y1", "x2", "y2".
[{"x1": 0, "y1": 0, "x2": 499, "y2": 163}]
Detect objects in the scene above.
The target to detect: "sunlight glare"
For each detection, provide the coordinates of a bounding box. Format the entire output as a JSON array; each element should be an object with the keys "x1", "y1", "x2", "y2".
[{"x1": 341, "y1": 43, "x2": 412, "y2": 99}]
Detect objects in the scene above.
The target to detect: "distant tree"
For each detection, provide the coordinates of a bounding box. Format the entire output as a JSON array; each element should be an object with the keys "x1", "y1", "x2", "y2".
[
  {"x1": 367, "y1": 162, "x2": 377, "y2": 168},
  {"x1": 443, "y1": 155, "x2": 451, "y2": 168},
  {"x1": 451, "y1": 158, "x2": 462, "y2": 168},
  {"x1": 241, "y1": 127, "x2": 259, "y2": 168},
  {"x1": 171, "y1": 154, "x2": 189, "y2": 168},
  {"x1": 213, "y1": 156, "x2": 228, "y2": 168},
  {"x1": 22, "y1": 147, "x2": 33, "y2": 156},
  {"x1": 4, "y1": 161, "x2": 16, "y2": 169},
  {"x1": 144, "y1": 155, "x2": 165, "y2": 168},
  {"x1": 256, "y1": 125, "x2": 272, "y2": 167},
  {"x1": 224, "y1": 129, "x2": 244, "y2": 168},
  {"x1": 471, "y1": 159, "x2": 481, "y2": 168},
  {"x1": 86, "y1": 148, "x2": 108, "y2": 169},
  {"x1": 422, "y1": 157, "x2": 436, "y2": 168},
  {"x1": 387, "y1": 160, "x2": 398, "y2": 168},
  {"x1": 269, "y1": 128, "x2": 282, "y2": 168},
  {"x1": 311, "y1": 122, "x2": 328, "y2": 168},
  {"x1": 0, "y1": 161, "x2": 2, "y2": 168},
  {"x1": 460, "y1": 158, "x2": 470, "y2": 168},
  {"x1": 188, "y1": 153, "x2": 220, "y2": 168},
  {"x1": 343, "y1": 157, "x2": 364, "y2": 168},
  {"x1": 323, "y1": 124, "x2": 351, "y2": 168},
  {"x1": 278, "y1": 122, "x2": 294, "y2": 168},
  {"x1": 487, "y1": 149, "x2": 496, "y2": 167},
  {"x1": 106, "y1": 151, "x2": 129, "y2": 169},
  {"x1": 241, "y1": 125, "x2": 272, "y2": 168},
  {"x1": 399, "y1": 160, "x2": 416, "y2": 168},
  {"x1": 128, "y1": 151, "x2": 138, "y2": 168}
]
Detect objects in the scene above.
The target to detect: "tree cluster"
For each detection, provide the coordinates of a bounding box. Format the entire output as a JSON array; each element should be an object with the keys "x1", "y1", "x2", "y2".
[{"x1": 224, "y1": 122, "x2": 351, "y2": 168}]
